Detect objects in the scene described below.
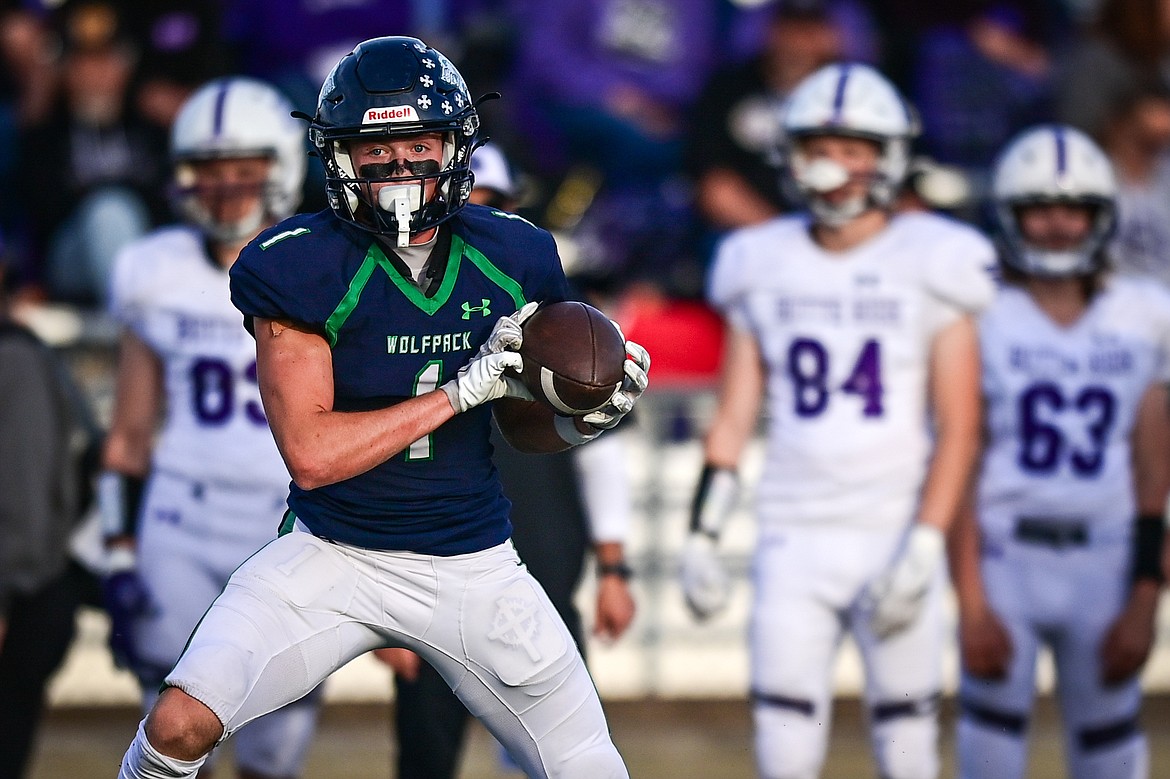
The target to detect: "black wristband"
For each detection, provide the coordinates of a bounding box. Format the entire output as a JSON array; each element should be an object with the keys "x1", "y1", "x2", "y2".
[
  {"x1": 1132, "y1": 514, "x2": 1166, "y2": 585},
  {"x1": 691, "y1": 464, "x2": 734, "y2": 537},
  {"x1": 597, "y1": 561, "x2": 634, "y2": 581}
]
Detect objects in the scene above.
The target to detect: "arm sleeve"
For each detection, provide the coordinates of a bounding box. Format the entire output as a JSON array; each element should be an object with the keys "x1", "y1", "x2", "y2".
[{"x1": 572, "y1": 430, "x2": 632, "y2": 544}]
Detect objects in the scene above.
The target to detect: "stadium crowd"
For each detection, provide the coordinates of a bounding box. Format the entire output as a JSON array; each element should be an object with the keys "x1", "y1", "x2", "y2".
[{"x1": 2, "y1": 0, "x2": 1170, "y2": 778}]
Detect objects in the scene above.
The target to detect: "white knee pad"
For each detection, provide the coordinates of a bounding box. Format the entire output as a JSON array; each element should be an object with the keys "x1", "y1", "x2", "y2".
[
  {"x1": 753, "y1": 695, "x2": 827, "y2": 779},
  {"x1": 118, "y1": 720, "x2": 209, "y2": 779}
]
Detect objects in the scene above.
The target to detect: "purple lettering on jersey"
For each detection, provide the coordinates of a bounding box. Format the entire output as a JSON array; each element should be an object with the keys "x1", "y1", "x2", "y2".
[
  {"x1": 786, "y1": 338, "x2": 886, "y2": 419},
  {"x1": 1017, "y1": 381, "x2": 1115, "y2": 477},
  {"x1": 190, "y1": 357, "x2": 268, "y2": 428}
]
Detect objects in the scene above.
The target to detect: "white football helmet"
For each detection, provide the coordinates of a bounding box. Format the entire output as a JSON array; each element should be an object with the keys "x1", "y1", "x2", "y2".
[
  {"x1": 170, "y1": 77, "x2": 307, "y2": 242},
  {"x1": 780, "y1": 63, "x2": 919, "y2": 225},
  {"x1": 991, "y1": 124, "x2": 1117, "y2": 277}
]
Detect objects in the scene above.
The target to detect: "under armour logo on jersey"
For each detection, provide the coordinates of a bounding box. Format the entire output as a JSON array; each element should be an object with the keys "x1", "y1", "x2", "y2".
[
  {"x1": 462, "y1": 299, "x2": 491, "y2": 319},
  {"x1": 488, "y1": 595, "x2": 543, "y2": 661}
]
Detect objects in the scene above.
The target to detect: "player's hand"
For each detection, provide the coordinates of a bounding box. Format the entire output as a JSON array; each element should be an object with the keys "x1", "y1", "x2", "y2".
[
  {"x1": 101, "y1": 548, "x2": 151, "y2": 673},
  {"x1": 680, "y1": 533, "x2": 731, "y2": 620},
  {"x1": 373, "y1": 647, "x2": 422, "y2": 682},
  {"x1": 959, "y1": 603, "x2": 1013, "y2": 680},
  {"x1": 594, "y1": 575, "x2": 636, "y2": 642},
  {"x1": 860, "y1": 524, "x2": 945, "y2": 640},
  {"x1": 581, "y1": 340, "x2": 650, "y2": 431},
  {"x1": 441, "y1": 350, "x2": 525, "y2": 412},
  {"x1": 1099, "y1": 583, "x2": 1159, "y2": 686},
  {"x1": 477, "y1": 301, "x2": 538, "y2": 358}
]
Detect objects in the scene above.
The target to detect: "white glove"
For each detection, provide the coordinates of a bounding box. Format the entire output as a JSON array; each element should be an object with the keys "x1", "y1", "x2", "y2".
[
  {"x1": 581, "y1": 339, "x2": 650, "y2": 431},
  {"x1": 477, "y1": 301, "x2": 539, "y2": 358},
  {"x1": 680, "y1": 533, "x2": 731, "y2": 620},
  {"x1": 441, "y1": 350, "x2": 525, "y2": 413},
  {"x1": 860, "y1": 524, "x2": 945, "y2": 640}
]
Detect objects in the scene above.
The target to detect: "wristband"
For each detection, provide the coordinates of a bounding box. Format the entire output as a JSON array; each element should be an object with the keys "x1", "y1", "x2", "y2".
[
  {"x1": 1132, "y1": 514, "x2": 1166, "y2": 585},
  {"x1": 690, "y1": 465, "x2": 738, "y2": 539},
  {"x1": 555, "y1": 414, "x2": 601, "y2": 446},
  {"x1": 597, "y1": 560, "x2": 634, "y2": 581},
  {"x1": 98, "y1": 471, "x2": 145, "y2": 540}
]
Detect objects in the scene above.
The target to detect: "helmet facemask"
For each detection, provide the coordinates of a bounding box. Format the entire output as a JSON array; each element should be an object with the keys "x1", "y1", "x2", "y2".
[
  {"x1": 172, "y1": 153, "x2": 279, "y2": 244},
  {"x1": 788, "y1": 132, "x2": 908, "y2": 227},
  {"x1": 997, "y1": 196, "x2": 1115, "y2": 277},
  {"x1": 323, "y1": 129, "x2": 471, "y2": 247}
]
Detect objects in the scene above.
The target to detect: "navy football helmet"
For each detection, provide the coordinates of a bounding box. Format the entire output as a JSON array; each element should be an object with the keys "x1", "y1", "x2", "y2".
[{"x1": 307, "y1": 37, "x2": 481, "y2": 244}]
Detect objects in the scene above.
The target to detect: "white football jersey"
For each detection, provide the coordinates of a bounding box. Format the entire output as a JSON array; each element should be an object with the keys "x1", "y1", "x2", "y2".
[
  {"x1": 977, "y1": 277, "x2": 1170, "y2": 537},
  {"x1": 709, "y1": 211, "x2": 996, "y2": 529},
  {"x1": 109, "y1": 226, "x2": 289, "y2": 490}
]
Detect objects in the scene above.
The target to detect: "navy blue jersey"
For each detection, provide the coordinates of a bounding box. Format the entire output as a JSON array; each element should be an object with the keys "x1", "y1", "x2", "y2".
[{"x1": 229, "y1": 205, "x2": 572, "y2": 554}]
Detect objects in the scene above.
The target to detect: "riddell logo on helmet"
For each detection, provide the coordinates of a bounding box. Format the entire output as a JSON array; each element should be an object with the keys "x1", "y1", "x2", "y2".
[{"x1": 363, "y1": 106, "x2": 419, "y2": 124}]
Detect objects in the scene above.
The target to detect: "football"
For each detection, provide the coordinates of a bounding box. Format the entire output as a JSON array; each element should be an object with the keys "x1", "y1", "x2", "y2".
[{"x1": 514, "y1": 301, "x2": 626, "y2": 415}]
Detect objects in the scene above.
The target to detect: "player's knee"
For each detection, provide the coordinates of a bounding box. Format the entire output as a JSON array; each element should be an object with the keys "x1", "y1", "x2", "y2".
[
  {"x1": 753, "y1": 693, "x2": 826, "y2": 779},
  {"x1": 145, "y1": 688, "x2": 223, "y2": 761},
  {"x1": 549, "y1": 740, "x2": 629, "y2": 779},
  {"x1": 870, "y1": 695, "x2": 940, "y2": 779},
  {"x1": 1071, "y1": 717, "x2": 1146, "y2": 779}
]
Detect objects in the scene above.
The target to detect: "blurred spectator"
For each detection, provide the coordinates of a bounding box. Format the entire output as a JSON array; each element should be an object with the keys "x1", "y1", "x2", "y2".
[
  {"x1": 1100, "y1": 85, "x2": 1170, "y2": 285},
  {"x1": 0, "y1": 250, "x2": 101, "y2": 779},
  {"x1": 685, "y1": 0, "x2": 848, "y2": 232},
  {"x1": 509, "y1": 0, "x2": 723, "y2": 297},
  {"x1": 911, "y1": 3, "x2": 1054, "y2": 181},
  {"x1": 124, "y1": 1, "x2": 232, "y2": 131},
  {"x1": 1055, "y1": 0, "x2": 1170, "y2": 138},
  {"x1": 18, "y1": 0, "x2": 168, "y2": 307}
]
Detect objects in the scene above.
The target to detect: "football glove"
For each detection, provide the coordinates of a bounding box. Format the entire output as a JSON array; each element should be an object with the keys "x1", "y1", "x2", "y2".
[
  {"x1": 581, "y1": 339, "x2": 650, "y2": 431},
  {"x1": 101, "y1": 547, "x2": 150, "y2": 673},
  {"x1": 681, "y1": 533, "x2": 731, "y2": 620},
  {"x1": 860, "y1": 524, "x2": 945, "y2": 640},
  {"x1": 477, "y1": 301, "x2": 538, "y2": 358},
  {"x1": 441, "y1": 349, "x2": 526, "y2": 413}
]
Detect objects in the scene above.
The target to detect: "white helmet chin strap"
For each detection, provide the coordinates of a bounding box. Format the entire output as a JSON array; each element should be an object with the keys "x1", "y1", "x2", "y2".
[{"x1": 377, "y1": 184, "x2": 424, "y2": 248}]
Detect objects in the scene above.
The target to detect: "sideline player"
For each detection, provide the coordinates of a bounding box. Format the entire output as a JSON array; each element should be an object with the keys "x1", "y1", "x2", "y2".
[
  {"x1": 951, "y1": 125, "x2": 1170, "y2": 779},
  {"x1": 114, "y1": 36, "x2": 647, "y2": 779},
  {"x1": 99, "y1": 77, "x2": 320, "y2": 779},
  {"x1": 679, "y1": 63, "x2": 996, "y2": 779}
]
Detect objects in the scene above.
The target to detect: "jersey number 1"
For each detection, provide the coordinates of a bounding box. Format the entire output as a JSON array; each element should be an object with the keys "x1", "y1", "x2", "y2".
[{"x1": 408, "y1": 361, "x2": 443, "y2": 461}]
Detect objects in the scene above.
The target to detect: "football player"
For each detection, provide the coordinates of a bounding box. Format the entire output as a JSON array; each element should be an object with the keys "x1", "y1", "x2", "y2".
[
  {"x1": 951, "y1": 125, "x2": 1170, "y2": 779},
  {"x1": 99, "y1": 76, "x2": 320, "y2": 779},
  {"x1": 115, "y1": 37, "x2": 647, "y2": 779},
  {"x1": 679, "y1": 63, "x2": 996, "y2": 778}
]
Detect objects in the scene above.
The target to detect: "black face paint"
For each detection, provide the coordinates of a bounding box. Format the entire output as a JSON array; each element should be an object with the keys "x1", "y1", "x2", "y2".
[{"x1": 358, "y1": 159, "x2": 441, "y2": 178}]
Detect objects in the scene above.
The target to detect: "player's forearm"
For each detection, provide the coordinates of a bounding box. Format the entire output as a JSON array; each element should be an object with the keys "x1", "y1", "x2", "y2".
[
  {"x1": 916, "y1": 428, "x2": 981, "y2": 533},
  {"x1": 1132, "y1": 384, "x2": 1170, "y2": 515},
  {"x1": 948, "y1": 499, "x2": 991, "y2": 615},
  {"x1": 274, "y1": 390, "x2": 455, "y2": 490}
]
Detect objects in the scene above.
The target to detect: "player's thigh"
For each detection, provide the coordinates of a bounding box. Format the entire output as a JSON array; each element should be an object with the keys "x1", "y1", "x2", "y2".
[
  {"x1": 854, "y1": 567, "x2": 947, "y2": 703},
  {"x1": 750, "y1": 531, "x2": 848, "y2": 701},
  {"x1": 442, "y1": 543, "x2": 621, "y2": 777},
  {"x1": 166, "y1": 530, "x2": 381, "y2": 738}
]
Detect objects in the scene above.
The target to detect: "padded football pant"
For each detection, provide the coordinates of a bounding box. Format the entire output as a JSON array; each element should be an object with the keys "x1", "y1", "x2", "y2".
[
  {"x1": 958, "y1": 537, "x2": 1147, "y2": 779},
  {"x1": 751, "y1": 524, "x2": 944, "y2": 779},
  {"x1": 123, "y1": 528, "x2": 626, "y2": 779}
]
